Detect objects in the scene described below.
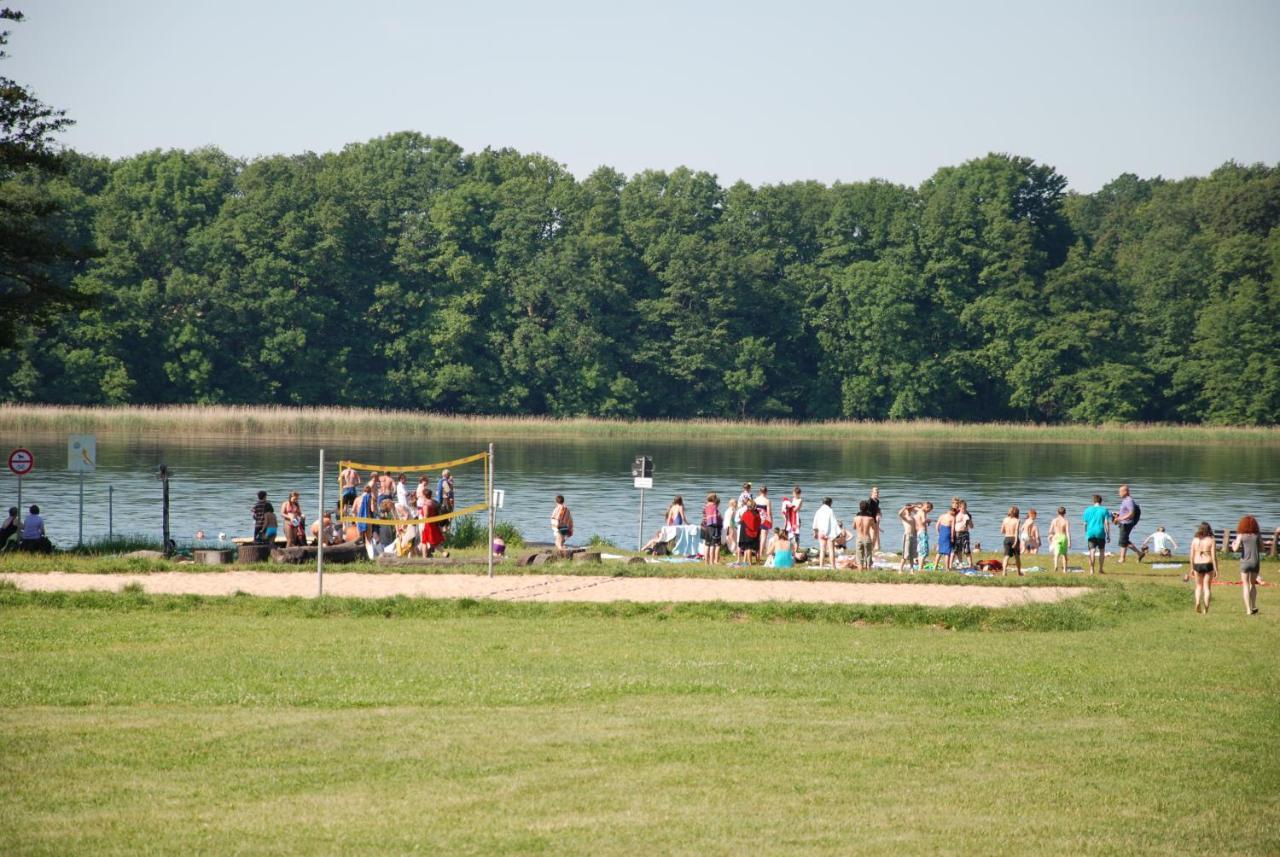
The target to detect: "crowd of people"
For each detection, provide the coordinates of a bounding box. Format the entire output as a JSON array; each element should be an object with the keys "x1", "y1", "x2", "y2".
[
  {"x1": 249, "y1": 467, "x2": 459, "y2": 558},
  {"x1": 616, "y1": 482, "x2": 1269, "y2": 615}
]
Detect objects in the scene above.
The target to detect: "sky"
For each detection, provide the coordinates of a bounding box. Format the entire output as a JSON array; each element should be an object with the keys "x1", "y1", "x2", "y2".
[{"x1": 9, "y1": 0, "x2": 1280, "y2": 192}]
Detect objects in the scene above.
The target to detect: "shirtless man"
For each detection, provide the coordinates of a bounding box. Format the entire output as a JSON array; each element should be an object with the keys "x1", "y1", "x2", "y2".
[
  {"x1": 913, "y1": 502, "x2": 934, "y2": 572},
  {"x1": 1000, "y1": 507, "x2": 1024, "y2": 576},
  {"x1": 1047, "y1": 507, "x2": 1071, "y2": 573},
  {"x1": 340, "y1": 466, "x2": 360, "y2": 513},
  {"x1": 377, "y1": 472, "x2": 396, "y2": 504},
  {"x1": 853, "y1": 500, "x2": 876, "y2": 570},
  {"x1": 897, "y1": 504, "x2": 918, "y2": 574}
]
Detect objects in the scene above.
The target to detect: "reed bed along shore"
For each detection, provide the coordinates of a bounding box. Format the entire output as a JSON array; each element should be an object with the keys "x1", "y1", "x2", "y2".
[{"x1": 2, "y1": 404, "x2": 1278, "y2": 445}]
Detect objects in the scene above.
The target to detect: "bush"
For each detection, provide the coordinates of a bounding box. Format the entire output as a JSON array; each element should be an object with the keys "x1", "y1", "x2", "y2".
[{"x1": 447, "y1": 516, "x2": 525, "y2": 549}]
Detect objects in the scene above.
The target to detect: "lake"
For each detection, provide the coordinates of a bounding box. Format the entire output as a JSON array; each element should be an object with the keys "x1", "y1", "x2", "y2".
[{"x1": 3, "y1": 432, "x2": 1278, "y2": 553}]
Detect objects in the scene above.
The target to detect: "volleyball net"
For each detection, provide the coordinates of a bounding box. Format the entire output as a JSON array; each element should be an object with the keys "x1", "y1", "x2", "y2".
[{"x1": 336, "y1": 450, "x2": 490, "y2": 527}]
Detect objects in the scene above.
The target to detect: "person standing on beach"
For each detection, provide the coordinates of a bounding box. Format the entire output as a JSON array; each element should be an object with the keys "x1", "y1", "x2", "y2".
[
  {"x1": 355, "y1": 485, "x2": 376, "y2": 546},
  {"x1": 853, "y1": 501, "x2": 876, "y2": 570},
  {"x1": 738, "y1": 482, "x2": 753, "y2": 509},
  {"x1": 551, "y1": 495, "x2": 573, "y2": 551},
  {"x1": 701, "y1": 493, "x2": 722, "y2": 565},
  {"x1": 666, "y1": 496, "x2": 687, "y2": 527},
  {"x1": 1021, "y1": 509, "x2": 1041, "y2": 555},
  {"x1": 897, "y1": 504, "x2": 918, "y2": 573},
  {"x1": 756, "y1": 485, "x2": 773, "y2": 536},
  {"x1": 437, "y1": 469, "x2": 455, "y2": 514},
  {"x1": 934, "y1": 504, "x2": 955, "y2": 571},
  {"x1": 415, "y1": 477, "x2": 431, "y2": 518},
  {"x1": 782, "y1": 487, "x2": 803, "y2": 550},
  {"x1": 282, "y1": 491, "x2": 305, "y2": 547},
  {"x1": 1113, "y1": 484, "x2": 1146, "y2": 563},
  {"x1": 913, "y1": 502, "x2": 933, "y2": 572},
  {"x1": 377, "y1": 472, "x2": 395, "y2": 505},
  {"x1": 1048, "y1": 507, "x2": 1071, "y2": 573},
  {"x1": 340, "y1": 466, "x2": 360, "y2": 513},
  {"x1": 811, "y1": 497, "x2": 838, "y2": 570},
  {"x1": 722, "y1": 498, "x2": 739, "y2": 557},
  {"x1": 953, "y1": 500, "x2": 974, "y2": 568},
  {"x1": 1190, "y1": 522, "x2": 1218, "y2": 613},
  {"x1": 1082, "y1": 494, "x2": 1112, "y2": 575},
  {"x1": 395, "y1": 474, "x2": 409, "y2": 509},
  {"x1": 738, "y1": 499, "x2": 763, "y2": 565},
  {"x1": 251, "y1": 491, "x2": 270, "y2": 543},
  {"x1": 1231, "y1": 516, "x2": 1262, "y2": 615},
  {"x1": 1000, "y1": 507, "x2": 1023, "y2": 576},
  {"x1": 867, "y1": 486, "x2": 883, "y2": 550}
]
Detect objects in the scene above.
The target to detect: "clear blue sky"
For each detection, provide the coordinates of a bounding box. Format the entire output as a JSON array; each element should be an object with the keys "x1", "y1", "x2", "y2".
[{"x1": 10, "y1": 0, "x2": 1280, "y2": 192}]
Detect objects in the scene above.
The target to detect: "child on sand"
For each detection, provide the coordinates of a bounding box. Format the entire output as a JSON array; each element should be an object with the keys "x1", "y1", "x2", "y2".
[
  {"x1": 1021, "y1": 509, "x2": 1041, "y2": 554},
  {"x1": 1048, "y1": 507, "x2": 1071, "y2": 573},
  {"x1": 1141, "y1": 527, "x2": 1177, "y2": 557},
  {"x1": 952, "y1": 500, "x2": 974, "y2": 568},
  {"x1": 1000, "y1": 507, "x2": 1023, "y2": 576}
]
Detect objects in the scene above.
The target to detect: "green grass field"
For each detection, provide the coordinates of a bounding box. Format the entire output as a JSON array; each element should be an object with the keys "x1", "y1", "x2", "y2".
[{"x1": 1, "y1": 565, "x2": 1277, "y2": 855}]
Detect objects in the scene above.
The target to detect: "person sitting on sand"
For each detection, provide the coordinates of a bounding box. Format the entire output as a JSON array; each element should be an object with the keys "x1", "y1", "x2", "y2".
[
  {"x1": 1141, "y1": 527, "x2": 1177, "y2": 557},
  {"x1": 1000, "y1": 507, "x2": 1023, "y2": 576},
  {"x1": 765, "y1": 527, "x2": 794, "y2": 569},
  {"x1": 0, "y1": 506, "x2": 19, "y2": 550},
  {"x1": 1048, "y1": 507, "x2": 1071, "y2": 573},
  {"x1": 1021, "y1": 508, "x2": 1041, "y2": 555}
]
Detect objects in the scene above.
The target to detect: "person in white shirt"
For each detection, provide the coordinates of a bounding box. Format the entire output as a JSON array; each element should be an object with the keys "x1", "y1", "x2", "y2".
[
  {"x1": 1140, "y1": 527, "x2": 1177, "y2": 557},
  {"x1": 811, "y1": 497, "x2": 839, "y2": 571}
]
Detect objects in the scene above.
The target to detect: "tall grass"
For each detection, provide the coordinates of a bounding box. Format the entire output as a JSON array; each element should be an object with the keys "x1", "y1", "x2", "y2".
[{"x1": 3, "y1": 404, "x2": 1279, "y2": 445}]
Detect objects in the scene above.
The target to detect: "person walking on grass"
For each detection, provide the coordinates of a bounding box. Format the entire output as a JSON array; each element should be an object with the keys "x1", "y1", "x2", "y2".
[
  {"x1": 1114, "y1": 484, "x2": 1146, "y2": 563},
  {"x1": 811, "y1": 497, "x2": 838, "y2": 571},
  {"x1": 1000, "y1": 507, "x2": 1024, "y2": 576},
  {"x1": 1231, "y1": 516, "x2": 1262, "y2": 616},
  {"x1": 1048, "y1": 507, "x2": 1071, "y2": 573},
  {"x1": 1082, "y1": 494, "x2": 1112, "y2": 575},
  {"x1": 701, "y1": 493, "x2": 722, "y2": 566},
  {"x1": 551, "y1": 495, "x2": 573, "y2": 551},
  {"x1": 897, "y1": 504, "x2": 918, "y2": 574},
  {"x1": 1190, "y1": 522, "x2": 1218, "y2": 613}
]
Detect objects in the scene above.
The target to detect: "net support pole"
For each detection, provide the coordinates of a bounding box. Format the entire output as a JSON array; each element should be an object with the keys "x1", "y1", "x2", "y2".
[
  {"x1": 317, "y1": 448, "x2": 325, "y2": 598},
  {"x1": 77, "y1": 471, "x2": 84, "y2": 548},
  {"x1": 487, "y1": 442, "x2": 495, "y2": 578},
  {"x1": 637, "y1": 488, "x2": 645, "y2": 551}
]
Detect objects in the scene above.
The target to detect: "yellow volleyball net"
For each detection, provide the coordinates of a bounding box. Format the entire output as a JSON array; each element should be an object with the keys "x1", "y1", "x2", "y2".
[{"x1": 336, "y1": 449, "x2": 490, "y2": 527}]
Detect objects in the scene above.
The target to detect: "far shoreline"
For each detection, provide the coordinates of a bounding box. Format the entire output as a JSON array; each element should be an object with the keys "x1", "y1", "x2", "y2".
[{"x1": 2, "y1": 404, "x2": 1279, "y2": 446}]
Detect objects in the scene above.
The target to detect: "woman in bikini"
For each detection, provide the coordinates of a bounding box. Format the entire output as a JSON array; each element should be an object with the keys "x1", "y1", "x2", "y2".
[
  {"x1": 282, "y1": 491, "x2": 305, "y2": 547},
  {"x1": 1189, "y1": 522, "x2": 1218, "y2": 613}
]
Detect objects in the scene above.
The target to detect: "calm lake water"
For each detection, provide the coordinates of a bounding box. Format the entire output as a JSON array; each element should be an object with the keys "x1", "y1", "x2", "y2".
[{"x1": 3, "y1": 432, "x2": 1278, "y2": 553}]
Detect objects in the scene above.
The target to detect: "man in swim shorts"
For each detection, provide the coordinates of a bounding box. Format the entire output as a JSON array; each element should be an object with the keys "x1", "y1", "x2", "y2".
[
  {"x1": 897, "y1": 503, "x2": 918, "y2": 574},
  {"x1": 1047, "y1": 506, "x2": 1071, "y2": 573},
  {"x1": 340, "y1": 466, "x2": 359, "y2": 513},
  {"x1": 951, "y1": 500, "x2": 973, "y2": 568},
  {"x1": 1082, "y1": 494, "x2": 1112, "y2": 575}
]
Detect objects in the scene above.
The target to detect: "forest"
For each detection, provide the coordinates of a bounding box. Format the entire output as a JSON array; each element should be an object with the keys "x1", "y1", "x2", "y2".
[{"x1": 3, "y1": 132, "x2": 1278, "y2": 424}]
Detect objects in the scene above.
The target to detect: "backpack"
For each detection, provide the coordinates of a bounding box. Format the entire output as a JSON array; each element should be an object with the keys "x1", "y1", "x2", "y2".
[{"x1": 1130, "y1": 502, "x2": 1141, "y2": 526}]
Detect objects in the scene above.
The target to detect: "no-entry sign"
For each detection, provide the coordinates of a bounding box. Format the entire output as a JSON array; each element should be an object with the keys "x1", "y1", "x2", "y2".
[{"x1": 8, "y1": 447, "x2": 35, "y2": 476}]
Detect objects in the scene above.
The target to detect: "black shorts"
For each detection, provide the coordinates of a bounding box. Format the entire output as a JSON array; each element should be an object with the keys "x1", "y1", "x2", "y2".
[
  {"x1": 342, "y1": 488, "x2": 357, "y2": 502},
  {"x1": 1088, "y1": 536, "x2": 1106, "y2": 551},
  {"x1": 1193, "y1": 562, "x2": 1214, "y2": 574},
  {"x1": 953, "y1": 531, "x2": 970, "y2": 553},
  {"x1": 1003, "y1": 537, "x2": 1020, "y2": 557},
  {"x1": 739, "y1": 532, "x2": 760, "y2": 552},
  {"x1": 701, "y1": 523, "x2": 722, "y2": 546},
  {"x1": 1118, "y1": 522, "x2": 1137, "y2": 548}
]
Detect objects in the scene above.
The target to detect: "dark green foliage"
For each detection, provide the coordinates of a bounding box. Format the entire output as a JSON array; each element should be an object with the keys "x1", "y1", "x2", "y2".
[{"x1": 2, "y1": 133, "x2": 1278, "y2": 424}]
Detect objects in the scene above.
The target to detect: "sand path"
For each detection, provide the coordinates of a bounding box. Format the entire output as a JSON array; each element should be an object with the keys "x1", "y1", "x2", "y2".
[{"x1": 0, "y1": 571, "x2": 1090, "y2": 608}]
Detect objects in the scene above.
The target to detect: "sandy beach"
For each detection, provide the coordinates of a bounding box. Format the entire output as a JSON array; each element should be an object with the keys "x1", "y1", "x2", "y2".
[{"x1": 0, "y1": 571, "x2": 1091, "y2": 608}]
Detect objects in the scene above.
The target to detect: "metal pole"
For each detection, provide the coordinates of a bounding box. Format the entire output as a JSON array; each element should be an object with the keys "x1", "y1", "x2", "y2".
[
  {"x1": 317, "y1": 448, "x2": 325, "y2": 597},
  {"x1": 487, "y1": 442, "x2": 495, "y2": 578},
  {"x1": 637, "y1": 488, "x2": 645, "y2": 551},
  {"x1": 16, "y1": 475, "x2": 21, "y2": 519},
  {"x1": 78, "y1": 471, "x2": 84, "y2": 547},
  {"x1": 161, "y1": 466, "x2": 171, "y2": 557},
  {"x1": 108, "y1": 485, "x2": 113, "y2": 539}
]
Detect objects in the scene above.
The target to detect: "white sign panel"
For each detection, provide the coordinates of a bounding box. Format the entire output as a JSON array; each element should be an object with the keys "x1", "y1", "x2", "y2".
[
  {"x1": 68, "y1": 434, "x2": 96, "y2": 473},
  {"x1": 634, "y1": 477, "x2": 653, "y2": 489},
  {"x1": 492, "y1": 489, "x2": 505, "y2": 509}
]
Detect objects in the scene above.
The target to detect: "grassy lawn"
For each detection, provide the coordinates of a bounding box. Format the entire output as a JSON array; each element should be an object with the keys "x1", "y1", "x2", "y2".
[{"x1": 1, "y1": 571, "x2": 1277, "y2": 854}]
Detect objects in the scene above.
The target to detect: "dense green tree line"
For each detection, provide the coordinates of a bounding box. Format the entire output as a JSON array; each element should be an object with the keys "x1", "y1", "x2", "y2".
[{"x1": 3, "y1": 132, "x2": 1278, "y2": 423}]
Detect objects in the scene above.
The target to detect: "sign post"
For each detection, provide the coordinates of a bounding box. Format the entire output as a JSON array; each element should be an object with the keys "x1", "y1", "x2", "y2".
[
  {"x1": 487, "y1": 443, "x2": 495, "y2": 578},
  {"x1": 8, "y1": 447, "x2": 34, "y2": 513},
  {"x1": 317, "y1": 448, "x2": 325, "y2": 597},
  {"x1": 68, "y1": 435, "x2": 96, "y2": 548},
  {"x1": 632, "y1": 455, "x2": 653, "y2": 551}
]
